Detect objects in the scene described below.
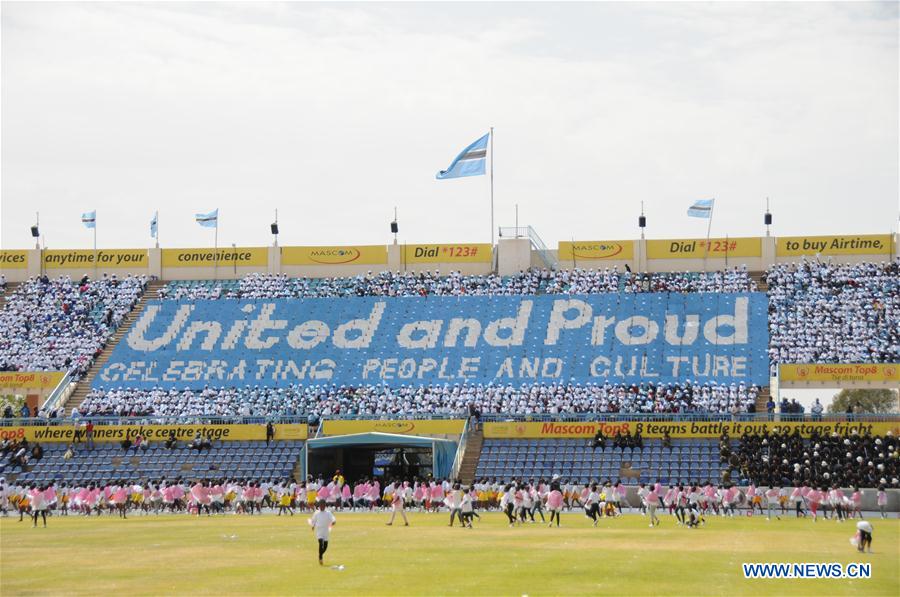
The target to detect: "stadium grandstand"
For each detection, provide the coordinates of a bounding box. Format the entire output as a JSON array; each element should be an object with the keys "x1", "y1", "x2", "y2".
[{"x1": 0, "y1": 234, "x2": 898, "y2": 510}]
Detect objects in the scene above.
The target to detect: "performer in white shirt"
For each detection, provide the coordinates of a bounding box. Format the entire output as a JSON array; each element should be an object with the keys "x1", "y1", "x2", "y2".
[{"x1": 309, "y1": 501, "x2": 337, "y2": 565}]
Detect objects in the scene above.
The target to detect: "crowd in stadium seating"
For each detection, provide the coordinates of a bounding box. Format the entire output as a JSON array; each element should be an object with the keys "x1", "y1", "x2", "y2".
[
  {"x1": 0, "y1": 275, "x2": 147, "y2": 378},
  {"x1": 722, "y1": 428, "x2": 898, "y2": 489},
  {"x1": 74, "y1": 381, "x2": 760, "y2": 418},
  {"x1": 156, "y1": 267, "x2": 757, "y2": 300},
  {"x1": 622, "y1": 268, "x2": 758, "y2": 293},
  {"x1": 766, "y1": 259, "x2": 899, "y2": 366}
]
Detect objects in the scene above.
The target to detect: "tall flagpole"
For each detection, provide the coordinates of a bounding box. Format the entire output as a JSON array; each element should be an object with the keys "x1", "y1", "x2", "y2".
[
  {"x1": 93, "y1": 214, "x2": 98, "y2": 280},
  {"x1": 703, "y1": 199, "x2": 715, "y2": 272},
  {"x1": 490, "y1": 126, "x2": 495, "y2": 247}
]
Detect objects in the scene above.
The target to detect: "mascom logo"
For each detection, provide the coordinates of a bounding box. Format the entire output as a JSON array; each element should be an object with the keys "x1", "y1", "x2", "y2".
[
  {"x1": 885, "y1": 365, "x2": 897, "y2": 379},
  {"x1": 796, "y1": 366, "x2": 810, "y2": 379},
  {"x1": 374, "y1": 421, "x2": 416, "y2": 434},
  {"x1": 309, "y1": 248, "x2": 362, "y2": 265},
  {"x1": 515, "y1": 424, "x2": 527, "y2": 436},
  {"x1": 573, "y1": 243, "x2": 624, "y2": 259}
]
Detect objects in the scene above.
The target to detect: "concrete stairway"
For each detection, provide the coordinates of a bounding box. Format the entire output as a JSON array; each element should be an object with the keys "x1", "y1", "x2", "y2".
[
  {"x1": 756, "y1": 386, "x2": 771, "y2": 414},
  {"x1": 749, "y1": 270, "x2": 770, "y2": 412},
  {"x1": 457, "y1": 427, "x2": 484, "y2": 484},
  {"x1": 749, "y1": 271, "x2": 768, "y2": 292},
  {"x1": 63, "y1": 280, "x2": 166, "y2": 414},
  {"x1": 0, "y1": 282, "x2": 21, "y2": 311}
]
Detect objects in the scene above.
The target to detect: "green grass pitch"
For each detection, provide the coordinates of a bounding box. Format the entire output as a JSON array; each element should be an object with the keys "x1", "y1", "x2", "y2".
[{"x1": 1, "y1": 512, "x2": 897, "y2": 596}]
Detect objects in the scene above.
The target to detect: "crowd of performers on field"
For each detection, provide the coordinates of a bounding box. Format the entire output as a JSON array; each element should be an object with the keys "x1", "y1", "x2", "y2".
[{"x1": 0, "y1": 471, "x2": 891, "y2": 528}]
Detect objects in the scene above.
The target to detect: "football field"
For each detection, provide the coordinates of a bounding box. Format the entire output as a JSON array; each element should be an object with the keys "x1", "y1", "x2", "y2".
[{"x1": 1, "y1": 511, "x2": 897, "y2": 596}]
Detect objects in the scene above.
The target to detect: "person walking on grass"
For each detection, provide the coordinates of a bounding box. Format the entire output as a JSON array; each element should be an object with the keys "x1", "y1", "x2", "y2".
[
  {"x1": 309, "y1": 500, "x2": 336, "y2": 566},
  {"x1": 547, "y1": 480, "x2": 564, "y2": 527},
  {"x1": 29, "y1": 484, "x2": 48, "y2": 528},
  {"x1": 765, "y1": 486, "x2": 780, "y2": 521},
  {"x1": 584, "y1": 484, "x2": 600, "y2": 526},
  {"x1": 645, "y1": 485, "x2": 661, "y2": 527},
  {"x1": 386, "y1": 482, "x2": 409, "y2": 527}
]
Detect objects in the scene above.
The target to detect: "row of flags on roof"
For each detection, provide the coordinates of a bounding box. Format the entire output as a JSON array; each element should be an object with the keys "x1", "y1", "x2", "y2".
[{"x1": 78, "y1": 133, "x2": 714, "y2": 239}]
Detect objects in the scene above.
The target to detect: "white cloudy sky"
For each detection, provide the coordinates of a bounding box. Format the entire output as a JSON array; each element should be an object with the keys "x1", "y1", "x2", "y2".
[{"x1": 1, "y1": 1, "x2": 898, "y2": 250}]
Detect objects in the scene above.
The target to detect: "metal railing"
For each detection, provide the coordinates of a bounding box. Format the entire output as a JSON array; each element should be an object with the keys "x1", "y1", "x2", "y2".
[
  {"x1": 499, "y1": 226, "x2": 558, "y2": 270},
  {"x1": 449, "y1": 417, "x2": 470, "y2": 479},
  {"x1": 39, "y1": 372, "x2": 75, "y2": 414},
  {"x1": 2, "y1": 412, "x2": 897, "y2": 428},
  {"x1": 477, "y1": 412, "x2": 900, "y2": 423},
  {"x1": 0, "y1": 414, "x2": 312, "y2": 427}
]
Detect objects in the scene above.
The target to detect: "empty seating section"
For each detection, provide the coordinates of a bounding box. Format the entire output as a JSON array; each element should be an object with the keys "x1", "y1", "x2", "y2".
[
  {"x1": 475, "y1": 439, "x2": 730, "y2": 485},
  {"x1": 12, "y1": 441, "x2": 303, "y2": 486}
]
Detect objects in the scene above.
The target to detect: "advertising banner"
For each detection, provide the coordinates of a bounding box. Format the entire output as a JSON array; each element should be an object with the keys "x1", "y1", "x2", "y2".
[
  {"x1": 558, "y1": 241, "x2": 634, "y2": 261},
  {"x1": 322, "y1": 419, "x2": 465, "y2": 436},
  {"x1": 484, "y1": 420, "x2": 900, "y2": 439},
  {"x1": 0, "y1": 371, "x2": 66, "y2": 390},
  {"x1": 0, "y1": 250, "x2": 28, "y2": 269},
  {"x1": 403, "y1": 244, "x2": 492, "y2": 263},
  {"x1": 162, "y1": 247, "x2": 268, "y2": 268},
  {"x1": 647, "y1": 238, "x2": 761, "y2": 259},
  {"x1": 43, "y1": 249, "x2": 148, "y2": 269},
  {"x1": 282, "y1": 245, "x2": 388, "y2": 266},
  {"x1": 0, "y1": 423, "x2": 308, "y2": 443},
  {"x1": 776, "y1": 234, "x2": 892, "y2": 257},
  {"x1": 779, "y1": 363, "x2": 899, "y2": 385}
]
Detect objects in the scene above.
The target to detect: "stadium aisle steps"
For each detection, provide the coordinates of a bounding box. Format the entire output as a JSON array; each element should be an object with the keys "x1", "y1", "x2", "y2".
[
  {"x1": 749, "y1": 271, "x2": 768, "y2": 292},
  {"x1": 458, "y1": 427, "x2": 484, "y2": 484},
  {"x1": 0, "y1": 282, "x2": 21, "y2": 310},
  {"x1": 64, "y1": 280, "x2": 167, "y2": 414},
  {"x1": 755, "y1": 387, "x2": 771, "y2": 414}
]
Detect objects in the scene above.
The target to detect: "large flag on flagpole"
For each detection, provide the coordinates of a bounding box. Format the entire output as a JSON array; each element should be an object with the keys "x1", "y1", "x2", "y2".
[
  {"x1": 687, "y1": 199, "x2": 714, "y2": 218},
  {"x1": 81, "y1": 211, "x2": 96, "y2": 229},
  {"x1": 436, "y1": 133, "x2": 490, "y2": 179},
  {"x1": 150, "y1": 211, "x2": 158, "y2": 238},
  {"x1": 195, "y1": 209, "x2": 218, "y2": 228}
]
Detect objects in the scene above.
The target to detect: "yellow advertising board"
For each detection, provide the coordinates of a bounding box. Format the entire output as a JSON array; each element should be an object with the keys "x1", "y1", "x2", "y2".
[
  {"x1": 0, "y1": 250, "x2": 29, "y2": 269},
  {"x1": 777, "y1": 234, "x2": 892, "y2": 257},
  {"x1": 403, "y1": 244, "x2": 492, "y2": 263},
  {"x1": 647, "y1": 237, "x2": 761, "y2": 259},
  {"x1": 0, "y1": 371, "x2": 66, "y2": 390},
  {"x1": 0, "y1": 423, "x2": 308, "y2": 443},
  {"x1": 558, "y1": 241, "x2": 634, "y2": 261},
  {"x1": 162, "y1": 247, "x2": 268, "y2": 267},
  {"x1": 282, "y1": 245, "x2": 388, "y2": 266},
  {"x1": 780, "y1": 363, "x2": 900, "y2": 385},
  {"x1": 484, "y1": 420, "x2": 900, "y2": 439},
  {"x1": 43, "y1": 249, "x2": 148, "y2": 269},
  {"x1": 322, "y1": 419, "x2": 465, "y2": 436}
]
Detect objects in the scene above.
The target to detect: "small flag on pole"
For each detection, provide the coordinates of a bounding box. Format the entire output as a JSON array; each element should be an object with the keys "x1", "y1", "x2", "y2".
[
  {"x1": 687, "y1": 199, "x2": 714, "y2": 218},
  {"x1": 150, "y1": 212, "x2": 158, "y2": 238},
  {"x1": 436, "y1": 133, "x2": 490, "y2": 179},
  {"x1": 195, "y1": 209, "x2": 218, "y2": 228},
  {"x1": 81, "y1": 211, "x2": 96, "y2": 229}
]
